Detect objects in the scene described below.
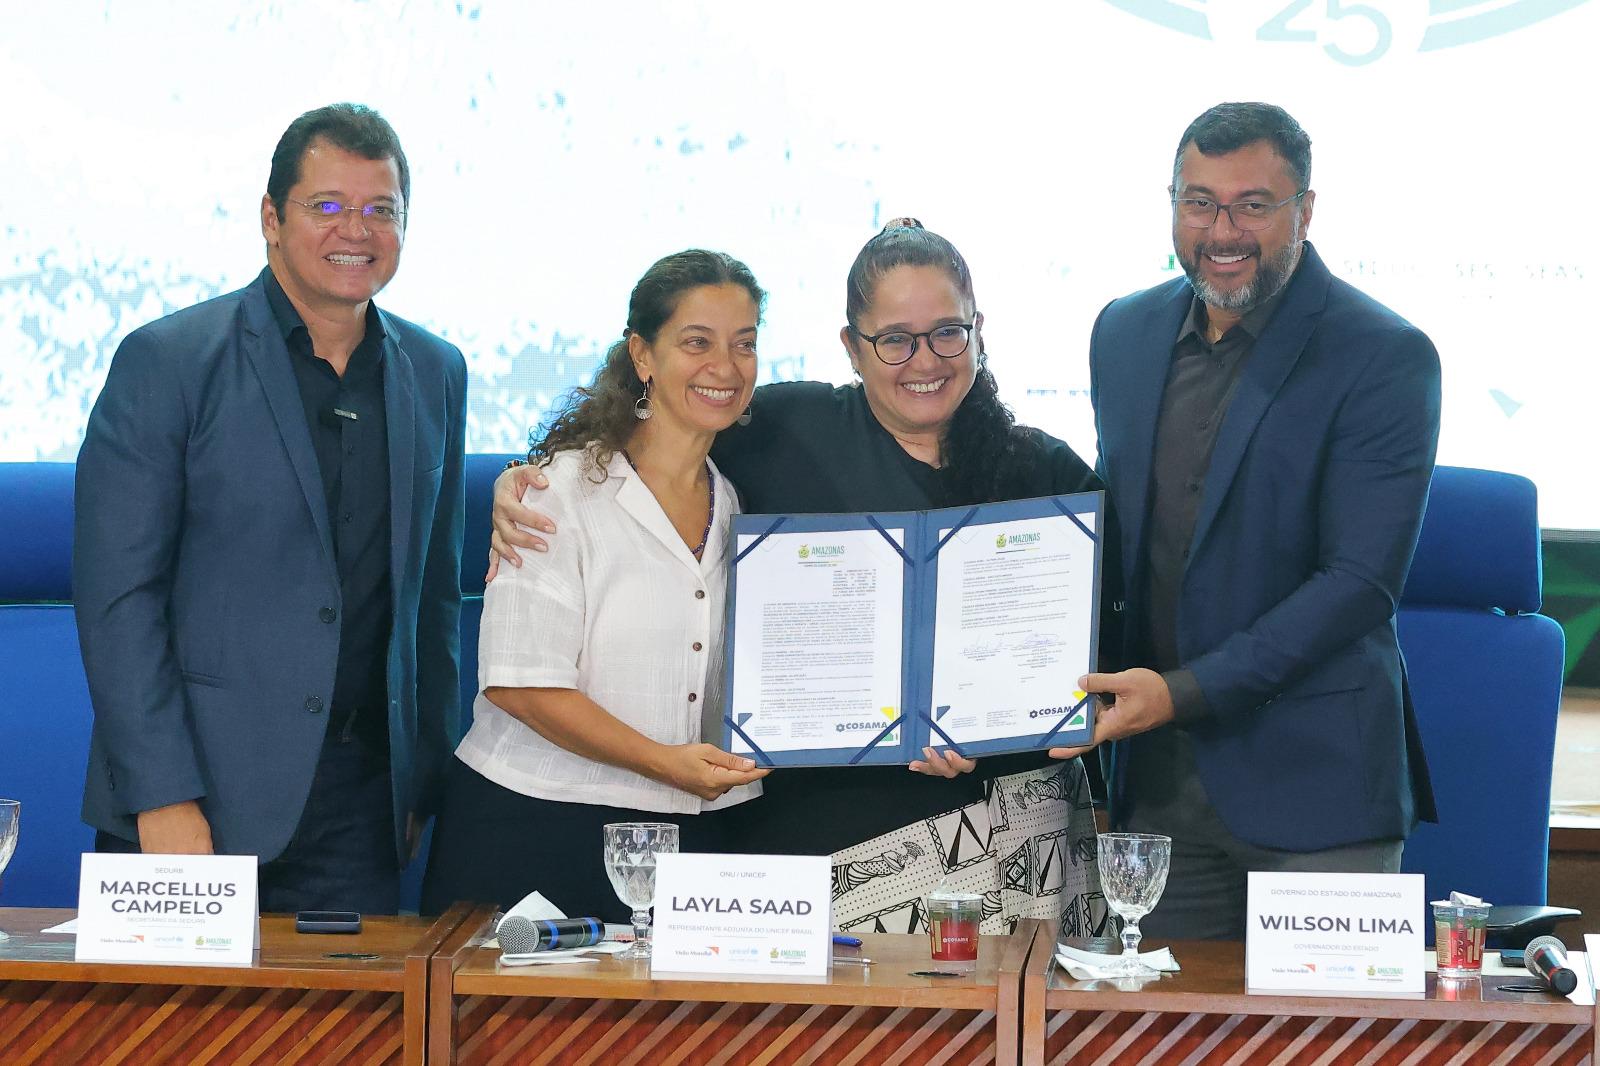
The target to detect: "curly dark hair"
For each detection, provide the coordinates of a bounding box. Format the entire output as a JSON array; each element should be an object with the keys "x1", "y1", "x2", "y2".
[
  {"x1": 531, "y1": 249, "x2": 765, "y2": 476},
  {"x1": 844, "y1": 219, "x2": 1047, "y2": 504}
]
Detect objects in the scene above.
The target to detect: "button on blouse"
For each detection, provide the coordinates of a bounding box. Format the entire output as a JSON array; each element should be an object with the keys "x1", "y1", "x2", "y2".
[{"x1": 456, "y1": 447, "x2": 752, "y2": 815}]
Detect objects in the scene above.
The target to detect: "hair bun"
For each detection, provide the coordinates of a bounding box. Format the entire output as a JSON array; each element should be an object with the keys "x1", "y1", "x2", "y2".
[{"x1": 880, "y1": 216, "x2": 924, "y2": 233}]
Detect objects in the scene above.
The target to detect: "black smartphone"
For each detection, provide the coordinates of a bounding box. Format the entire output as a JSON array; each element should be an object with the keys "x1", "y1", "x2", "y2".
[
  {"x1": 296, "y1": 910, "x2": 363, "y2": 934},
  {"x1": 1499, "y1": 948, "x2": 1525, "y2": 968}
]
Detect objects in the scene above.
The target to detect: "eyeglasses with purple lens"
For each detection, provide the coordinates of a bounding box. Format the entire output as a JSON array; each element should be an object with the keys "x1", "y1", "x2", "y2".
[{"x1": 286, "y1": 197, "x2": 405, "y2": 229}]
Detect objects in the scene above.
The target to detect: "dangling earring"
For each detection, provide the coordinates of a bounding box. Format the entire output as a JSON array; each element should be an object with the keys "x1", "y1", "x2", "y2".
[
  {"x1": 736, "y1": 405, "x2": 752, "y2": 427},
  {"x1": 633, "y1": 379, "x2": 653, "y2": 421}
]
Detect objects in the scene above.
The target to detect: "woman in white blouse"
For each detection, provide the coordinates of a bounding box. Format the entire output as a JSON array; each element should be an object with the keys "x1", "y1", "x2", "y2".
[{"x1": 421, "y1": 250, "x2": 770, "y2": 917}]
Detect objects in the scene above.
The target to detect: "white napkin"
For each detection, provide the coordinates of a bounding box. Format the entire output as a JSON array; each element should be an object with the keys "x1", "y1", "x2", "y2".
[
  {"x1": 1055, "y1": 943, "x2": 1180, "y2": 980},
  {"x1": 498, "y1": 953, "x2": 600, "y2": 967},
  {"x1": 506, "y1": 890, "x2": 566, "y2": 921},
  {"x1": 499, "y1": 941, "x2": 633, "y2": 967}
]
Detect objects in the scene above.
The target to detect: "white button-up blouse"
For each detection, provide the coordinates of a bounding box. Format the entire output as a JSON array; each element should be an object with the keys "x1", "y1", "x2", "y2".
[{"x1": 455, "y1": 446, "x2": 757, "y2": 814}]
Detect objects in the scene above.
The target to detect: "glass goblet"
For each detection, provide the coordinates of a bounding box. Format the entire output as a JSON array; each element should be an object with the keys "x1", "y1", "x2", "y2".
[
  {"x1": 1097, "y1": 832, "x2": 1171, "y2": 977},
  {"x1": 0, "y1": 800, "x2": 18, "y2": 941},
  {"x1": 602, "y1": 821, "x2": 679, "y2": 961}
]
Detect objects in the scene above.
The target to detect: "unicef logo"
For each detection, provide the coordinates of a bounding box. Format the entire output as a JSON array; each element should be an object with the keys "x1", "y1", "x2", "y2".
[{"x1": 1104, "y1": 0, "x2": 1592, "y2": 66}]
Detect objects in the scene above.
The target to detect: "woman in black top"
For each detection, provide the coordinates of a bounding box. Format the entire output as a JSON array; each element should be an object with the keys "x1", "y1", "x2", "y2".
[{"x1": 492, "y1": 221, "x2": 1111, "y2": 938}]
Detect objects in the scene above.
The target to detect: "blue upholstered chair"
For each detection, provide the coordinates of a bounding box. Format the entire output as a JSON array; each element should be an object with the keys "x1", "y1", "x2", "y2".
[
  {"x1": 457, "y1": 453, "x2": 520, "y2": 744},
  {"x1": 397, "y1": 451, "x2": 519, "y2": 910},
  {"x1": 0, "y1": 456, "x2": 515, "y2": 912},
  {"x1": 1397, "y1": 466, "x2": 1566, "y2": 932},
  {"x1": 0, "y1": 462, "x2": 95, "y2": 907}
]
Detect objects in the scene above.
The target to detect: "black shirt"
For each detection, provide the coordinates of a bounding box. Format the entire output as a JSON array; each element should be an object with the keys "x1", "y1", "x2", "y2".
[
  {"x1": 263, "y1": 268, "x2": 393, "y2": 750},
  {"x1": 710, "y1": 381, "x2": 1103, "y2": 854},
  {"x1": 1142, "y1": 283, "x2": 1288, "y2": 721},
  {"x1": 713, "y1": 381, "x2": 1099, "y2": 512}
]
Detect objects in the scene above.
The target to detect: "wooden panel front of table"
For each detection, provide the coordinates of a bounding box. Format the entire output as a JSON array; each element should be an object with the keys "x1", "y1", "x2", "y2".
[
  {"x1": 1590, "y1": 934, "x2": 1600, "y2": 1062},
  {"x1": 429, "y1": 906, "x2": 1038, "y2": 1065},
  {"x1": 0, "y1": 904, "x2": 472, "y2": 1066},
  {"x1": 1020, "y1": 921, "x2": 1597, "y2": 1065}
]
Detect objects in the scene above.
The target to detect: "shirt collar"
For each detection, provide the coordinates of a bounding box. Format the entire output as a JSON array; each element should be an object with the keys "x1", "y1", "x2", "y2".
[
  {"x1": 1176, "y1": 255, "x2": 1298, "y2": 346},
  {"x1": 261, "y1": 266, "x2": 387, "y2": 348}
]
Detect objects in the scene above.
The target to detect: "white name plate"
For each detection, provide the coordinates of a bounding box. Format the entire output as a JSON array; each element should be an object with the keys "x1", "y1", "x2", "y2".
[
  {"x1": 76, "y1": 853, "x2": 259, "y2": 966},
  {"x1": 651, "y1": 853, "x2": 831, "y2": 977},
  {"x1": 1246, "y1": 871, "x2": 1424, "y2": 993}
]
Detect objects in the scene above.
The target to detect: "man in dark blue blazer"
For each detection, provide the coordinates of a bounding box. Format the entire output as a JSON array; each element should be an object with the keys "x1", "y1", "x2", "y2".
[
  {"x1": 1052, "y1": 103, "x2": 1440, "y2": 939},
  {"x1": 75, "y1": 104, "x2": 466, "y2": 914}
]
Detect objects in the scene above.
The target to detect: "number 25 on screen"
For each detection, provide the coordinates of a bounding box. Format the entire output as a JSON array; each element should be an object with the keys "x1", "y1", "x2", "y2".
[{"x1": 1258, "y1": 0, "x2": 1393, "y2": 67}]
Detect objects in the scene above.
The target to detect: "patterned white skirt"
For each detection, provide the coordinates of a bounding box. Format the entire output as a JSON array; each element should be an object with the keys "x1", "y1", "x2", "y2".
[{"x1": 829, "y1": 760, "x2": 1110, "y2": 936}]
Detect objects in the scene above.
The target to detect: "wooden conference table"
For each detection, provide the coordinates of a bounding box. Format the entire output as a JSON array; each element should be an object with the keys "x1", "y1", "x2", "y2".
[
  {"x1": 0, "y1": 904, "x2": 1032, "y2": 1064},
  {"x1": 427, "y1": 903, "x2": 1028, "y2": 1064},
  {"x1": 0, "y1": 904, "x2": 474, "y2": 1065},
  {"x1": 2, "y1": 906, "x2": 1595, "y2": 1064},
  {"x1": 1020, "y1": 920, "x2": 1600, "y2": 1065}
]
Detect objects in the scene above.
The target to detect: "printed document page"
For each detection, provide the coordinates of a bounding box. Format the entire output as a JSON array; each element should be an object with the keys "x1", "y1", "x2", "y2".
[
  {"x1": 728, "y1": 528, "x2": 906, "y2": 755},
  {"x1": 927, "y1": 512, "x2": 1096, "y2": 746}
]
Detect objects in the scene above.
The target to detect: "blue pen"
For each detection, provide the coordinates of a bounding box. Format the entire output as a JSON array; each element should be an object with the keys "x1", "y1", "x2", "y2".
[{"x1": 833, "y1": 934, "x2": 863, "y2": 947}]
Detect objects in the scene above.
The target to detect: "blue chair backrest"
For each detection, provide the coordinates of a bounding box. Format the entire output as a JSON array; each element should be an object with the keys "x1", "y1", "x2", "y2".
[
  {"x1": 0, "y1": 456, "x2": 518, "y2": 912},
  {"x1": 0, "y1": 462, "x2": 94, "y2": 906},
  {"x1": 457, "y1": 453, "x2": 520, "y2": 742},
  {"x1": 398, "y1": 452, "x2": 518, "y2": 912},
  {"x1": 1397, "y1": 466, "x2": 1564, "y2": 913},
  {"x1": 0, "y1": 461, "x2": 74, "y2": 601}
]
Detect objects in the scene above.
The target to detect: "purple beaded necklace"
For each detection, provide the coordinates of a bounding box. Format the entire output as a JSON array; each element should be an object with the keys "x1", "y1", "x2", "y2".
[{"x1": 621, "y1": 450, "x2": 715, "y2": 559}]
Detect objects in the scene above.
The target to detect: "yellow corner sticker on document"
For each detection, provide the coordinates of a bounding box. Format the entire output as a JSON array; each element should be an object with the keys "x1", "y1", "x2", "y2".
[{"x1": 880, "y1": 706, "x2": 897, "y2": 720}]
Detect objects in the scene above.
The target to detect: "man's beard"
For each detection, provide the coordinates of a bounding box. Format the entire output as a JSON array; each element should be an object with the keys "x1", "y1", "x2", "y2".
[{"x1": 1179, "y1": 234, "x2": 1303, "y2": 314}]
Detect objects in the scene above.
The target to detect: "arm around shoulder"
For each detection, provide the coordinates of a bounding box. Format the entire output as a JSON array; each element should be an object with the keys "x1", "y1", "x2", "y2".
[{"x1": 477, "y1": 453, "x2": 590, "y2": 691}]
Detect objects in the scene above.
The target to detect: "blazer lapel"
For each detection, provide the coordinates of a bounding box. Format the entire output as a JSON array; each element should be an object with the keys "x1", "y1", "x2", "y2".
[
  {"x1": 1189, "y1": 242, "x2": 1332, "y2": 556},
  {"x1": 1113, "y1": 281, "x2": 1192, "y2": 586},
  {"x1": 241, "y1": 281, "x2": 336, "y2": 581},
  {"x1": 382, "y1": 324, "x2": 417, "y2": 598}
]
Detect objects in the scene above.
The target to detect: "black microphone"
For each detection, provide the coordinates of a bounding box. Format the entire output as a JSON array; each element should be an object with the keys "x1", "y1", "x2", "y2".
[
  {"x1": 319, "y1": 406, "x2": 359, "y2": 429},
  {"x1": 496, "y1": 915, "x2": 605, "y2": 955},
  {"x1": 1524, "y1": 935, "x2": 1578, "y2": 995}
]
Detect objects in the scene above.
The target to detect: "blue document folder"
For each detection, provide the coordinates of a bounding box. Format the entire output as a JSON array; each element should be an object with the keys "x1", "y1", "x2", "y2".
[{"x1": 721, "y1": 492, "x2": 1103, "y2": 767}]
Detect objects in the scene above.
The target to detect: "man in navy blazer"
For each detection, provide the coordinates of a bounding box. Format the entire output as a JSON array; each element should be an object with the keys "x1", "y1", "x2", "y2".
[
  {"x1": 75, "y1": 104, "x2": 465, "y2": 914},
  {"x1": 1052, "y1": 103, "x2": 1440, "y2": 939}
]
